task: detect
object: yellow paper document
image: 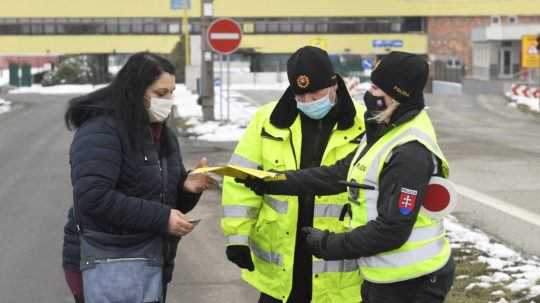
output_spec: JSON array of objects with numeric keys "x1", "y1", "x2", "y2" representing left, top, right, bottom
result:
[{"x1": 191, "y1": 165, "x2": 283, "y2": 180}]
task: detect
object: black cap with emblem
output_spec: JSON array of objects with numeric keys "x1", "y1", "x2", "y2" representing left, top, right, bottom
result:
[
  {"x1": 287, "y1": 46, "x2": 337, "y2": 94},
  {"x1": 370, "y1": 51, "x2": 429, "y2": 104}
]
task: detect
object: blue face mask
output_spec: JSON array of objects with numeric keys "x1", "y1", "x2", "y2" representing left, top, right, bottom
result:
[{"x1": 296, "y1": 93, "x2": 334, "y2": 120}]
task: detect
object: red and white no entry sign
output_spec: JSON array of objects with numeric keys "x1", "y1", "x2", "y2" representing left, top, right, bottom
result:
[{"x1": 207, "y1": 18, "x2": 242, "y2": 55}]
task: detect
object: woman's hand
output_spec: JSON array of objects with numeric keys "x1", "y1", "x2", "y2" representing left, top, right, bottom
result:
[
  {"x1": 167, "y1": 209, "x2": 194, "y2": 237},
  {"x1": 183, "y1": 157, "x2": 217, "y2": 193}
]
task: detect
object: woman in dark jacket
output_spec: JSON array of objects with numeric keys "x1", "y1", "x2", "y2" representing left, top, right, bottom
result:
[{"x1": 62, "y1": 52, "x2": 215, "y2": 303}]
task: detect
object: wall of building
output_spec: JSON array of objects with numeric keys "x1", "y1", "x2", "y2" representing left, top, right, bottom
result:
[
  {"x1": 428, "y1": 16, "x2": 540, "y2": 76},
  {"x1": 2, "y1": 0, "x2": 540, "y2": 18}
]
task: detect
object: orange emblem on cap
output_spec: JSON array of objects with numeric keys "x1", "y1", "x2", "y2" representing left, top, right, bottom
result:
[{"x1": 296, "y1": 75, "x2": 310, "y2": 89}]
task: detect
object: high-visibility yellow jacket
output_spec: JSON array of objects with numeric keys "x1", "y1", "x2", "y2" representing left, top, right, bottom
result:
[{"x1": 221, "y1": 99, "x2": 366, "y2": 303}]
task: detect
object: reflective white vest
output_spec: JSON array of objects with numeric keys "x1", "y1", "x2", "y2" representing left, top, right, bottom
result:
[{"x1": 347, "y1": 110, "x2": 451, "y2": 283}]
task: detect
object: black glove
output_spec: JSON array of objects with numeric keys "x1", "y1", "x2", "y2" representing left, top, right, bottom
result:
[
  {"x1": 226, "y1": 245, "x2": 255, "y2": 271},
  {"x1": 301, "y1": 227, "x2": 330, "y2": 259},
  {"x1": 235, "y1": 177, "x2": 267, "y2": 195},
  {"x1": 302, "y1": 227, "x2": 349, "y2": 260}
]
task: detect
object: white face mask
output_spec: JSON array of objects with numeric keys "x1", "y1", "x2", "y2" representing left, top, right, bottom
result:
[{"x1": 147, "y1": 97, "x2": 175, "y2": 123}]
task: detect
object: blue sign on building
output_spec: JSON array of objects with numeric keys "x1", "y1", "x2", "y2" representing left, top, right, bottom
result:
[
  {"x1": 362, "y1": 58, "x2": 374, "y2": 70},
  {"x1": 372, "y1": 40, "x2": 404, "y2": 48},
  {"x1": 171, "y1": 0, "x2": 191, "y2": 10}
]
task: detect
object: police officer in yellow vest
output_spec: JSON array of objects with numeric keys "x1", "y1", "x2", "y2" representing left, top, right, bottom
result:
[
  {"x1": 239, "y1": 52, "x2": 455, "y2": 303},
  {"x1": 221, "y1": 46, "x2": 366, "y2": 303}
]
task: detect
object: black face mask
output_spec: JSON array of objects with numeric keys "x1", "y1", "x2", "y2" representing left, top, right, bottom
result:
[{"x1": 363, "y1": 91, "x2": 387, "y2": 113}]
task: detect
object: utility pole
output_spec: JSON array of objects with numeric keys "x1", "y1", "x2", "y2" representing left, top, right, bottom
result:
[
  {"x1": 200, "y1": 0, "x2": 215, "y2": 121},
  {"x1": 536, "y1": 34, "x2": 540, "y2": 107}
]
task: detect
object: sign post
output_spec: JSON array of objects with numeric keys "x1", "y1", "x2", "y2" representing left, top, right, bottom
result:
[
  {"x1": 170, "y1": 0, "x2": 191, "y2": 65},
  {"x1": 522, "y1": 35, "x2": 540, "y2": 109},
  {"x1": 207, "y1": 18, "x2": 242, "y2": 121}
]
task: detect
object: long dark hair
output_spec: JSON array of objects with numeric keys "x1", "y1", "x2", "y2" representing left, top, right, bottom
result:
[{"x1": 64, "y1": 52, "x2": 175, "y2": 151}]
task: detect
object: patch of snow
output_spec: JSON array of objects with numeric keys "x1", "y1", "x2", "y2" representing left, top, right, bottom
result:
[
  {"x1": 173, "y1": 84, "x2": 258, "y2": 142},
  {"x1": 477, "y1": 272, "x2": 512, "y2": 284},
  {"x1": 491, "y1": 290, "x2": 505, "y2": 296},
  {"x1": 229, "y1": 83, "x2": 288, "y2": 91},
  {"x1": 0, "y1": 97, "x2": 12, "y2": 114},
  {"x1": 445, "y1": 216, "x2": 540, "y2": 300},
  {"x1": 466, "y1": 282, "x2": 491, "y2": 290},
  {"x1": 0, "y1": 69, "x2": 9, "y2": 86},
  {"x1": 9, "y1": 84, "x2": 107, "y2": 95},
  {"x1": 456, "y1": 275, "x2": 469, "y2": 280},
  {"x1": 515, "y1": 96, "x2": 540, "y2": 112}
]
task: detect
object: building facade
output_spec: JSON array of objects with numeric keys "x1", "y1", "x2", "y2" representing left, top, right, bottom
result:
[{"x1": 1, "y1": 0, "x2": 539, "y2": 81}]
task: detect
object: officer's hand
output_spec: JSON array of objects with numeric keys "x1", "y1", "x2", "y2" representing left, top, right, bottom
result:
[
  {"x1": 301, "y1": 227, "x2": 330, "y2": 259},
  {"x1": 235, "y1": 177, "x2": 267, "y2": 195},
  {"x1": 226, "y1": 245, "x2": 255, "y2": 271}
]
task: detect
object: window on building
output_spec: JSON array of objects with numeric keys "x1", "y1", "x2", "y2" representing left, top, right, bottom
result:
[
  {"x1": 364, "y1": 22, "x2": 377, "y2": 33},
  {"x1": 169, "y1": 22, "x2": 181, "y2": 34},
  {"x1": 243, "y1": 22, "x2": 255, "y2": 34},
  {"x1": 403, "y1": 17, "x2": 424, "y2": 32},
  {"x1": 44, "y1": 22, "x2": 55, "y2": 34},
  {"x1": 131, "y1": 19, "x2": 143, "y2": 33},
  {"x1": 30, "y1": 18, "x2": 43, "y2": 34},
  {"x1": 291, "y1": 22, "x2": 303, "y2": 33},
  {"x1": 267, "y1": 22, "x2": 279, "y2": 33},
  {"x1": 106, "y1": 19, "x2": 118, "y2": 34},
  {"x1": 95, "y1": 19, "x2": 106, "y2": 34},
  {"x1": 119, "y1": 19, "x2": 130, "y2": 34},
  {"x1": 255, "y1": 22, "x2": 267, "y2": 33},
  {"x1": 305, "y1": 23, "x2": 316, "y2": 33},
  {"x1": 279, "y1": 22, "x2": 292, "y2": 33},
  {"x1": 190, "y1": 22, "x2": 201, "y2": 34},
  {"x1": 143, "y1": 18, "x2": 155, "y2": 33},
  {"x1": 316, "y1": 23, "x2": 328, "y2": 33},
  {"x1": 157, "y1": 20, "x2": 168, "y2": 34},
  {"x1": 391, "y1": 22, "x2": 402, "y2": 33}
]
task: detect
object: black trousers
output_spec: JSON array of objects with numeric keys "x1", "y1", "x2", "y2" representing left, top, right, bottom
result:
[{"x1": 361, "y1": 257, "x2": 455, "y2": 303}]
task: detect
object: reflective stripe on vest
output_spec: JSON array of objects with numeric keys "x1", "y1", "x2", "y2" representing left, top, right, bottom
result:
[
  {"x1": 226, "y1": 235, "x2": 284, "y2": 267},
  {"x1": 264, "y1": 195, "x2": 288, "y2": 214},
  {"x1": 350, "y1": 127, "x2": 442, "y2": 221},
  {"x1": 346, "y1": 111, "x2": 450, "y2": 283},
  {"x1": 358, "y1": 238, "x2": 446, "y2": 268},
  {"x1": 249, "y1": 238, "x2": 283, "y2": 266},
  {"x1": 229, "y1": 153, "x2": 260, "y2": 169},
  {"x1": 223, "y1": 205, "x2": 259, "y2": 219},
  {"x1": 313, "y1": 203, "x2": 347, "y2": 218},
  {"x1": 313, "y1": 259, "x2": 359, "y2": 274},
  {"x1": 226, "y1": 235, "x2": 249, "y2": 245}
]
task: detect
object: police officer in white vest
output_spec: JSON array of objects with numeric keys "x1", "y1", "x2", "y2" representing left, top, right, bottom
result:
[{"x1": 239, "y1": 51, "x2": 455, "y2": 303}]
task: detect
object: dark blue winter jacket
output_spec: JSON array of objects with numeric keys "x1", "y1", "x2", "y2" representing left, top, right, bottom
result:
[{"x1": 62, "y1": 114, "x2": 200, "y2": 282}]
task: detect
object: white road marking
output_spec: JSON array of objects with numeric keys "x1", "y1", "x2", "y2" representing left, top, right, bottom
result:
[{"x1": 454, "y1": 183, "x2": 540, "y2": 228}]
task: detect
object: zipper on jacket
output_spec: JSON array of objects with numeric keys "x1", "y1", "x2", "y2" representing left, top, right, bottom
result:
[{"x1": 312, "y1": 120, "x2": 323, "y2": 167}]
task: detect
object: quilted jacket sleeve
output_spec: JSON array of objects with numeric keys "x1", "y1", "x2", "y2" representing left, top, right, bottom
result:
[{"x1": 70, "y1": 117, "x2": 171, "y2": 234}]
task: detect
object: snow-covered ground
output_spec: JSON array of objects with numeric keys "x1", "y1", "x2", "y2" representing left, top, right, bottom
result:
[
  {"x1": 0, "y1": 69, "x2": 9, "y2": 86},
  {"x1": 174, "y1": 84, "x2": 258, "y2": 142},
  {"x1": 9, "y1": 84, "x2": 107, "y2": 95},
  {"x1": 446, "y1": 216, "x2": 540, "y2": 301},
  {"x1": 0, "y1": 97, "x2": 12, "y2": 115},
  {"x1": 505, "y1": 92, "x2": 540, "y2": 113}
]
